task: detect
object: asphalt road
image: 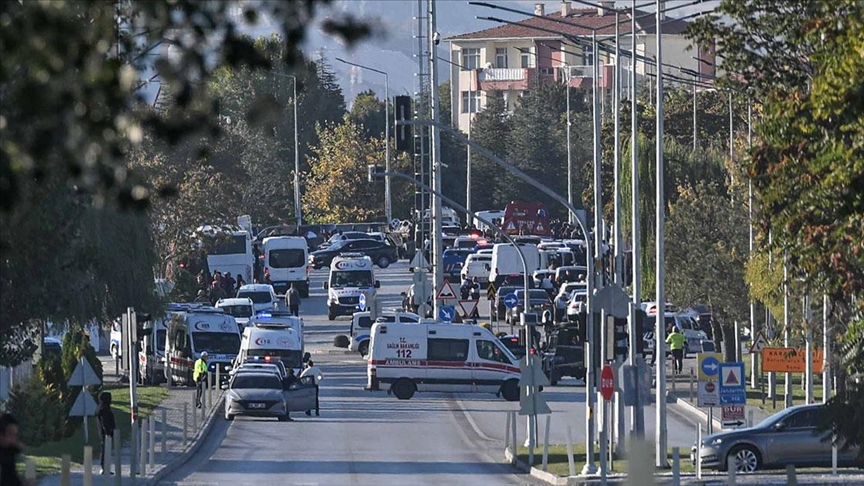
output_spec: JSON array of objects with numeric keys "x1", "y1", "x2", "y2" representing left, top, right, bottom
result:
[{"x1": 161, "y1": 262, "x2": 702, "y2": 485}]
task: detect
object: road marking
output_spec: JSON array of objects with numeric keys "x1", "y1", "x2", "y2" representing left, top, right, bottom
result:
[{"x1": 455, "y1": 397, "x2": 494, "y2": 442}]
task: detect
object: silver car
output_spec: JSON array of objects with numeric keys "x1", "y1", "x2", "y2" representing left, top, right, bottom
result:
[
  {"x1": 692, "y1": 404, "x2": 861, "y2": 472},
  {"x1": 224, "y1": 372, "x2": 288, "y2": 421}
]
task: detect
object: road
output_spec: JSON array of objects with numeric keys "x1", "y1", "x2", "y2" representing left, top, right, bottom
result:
[{"x1": 161, "y1": 261, "x2": 701, "y2": 485}]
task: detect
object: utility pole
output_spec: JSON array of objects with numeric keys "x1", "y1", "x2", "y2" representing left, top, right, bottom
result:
[
  {"x1": 566, "y1": 66, "x2": 574, "y2": 224},
  {"x1": 654, "y1": 0, "x2": 669, "y2": 467},
  {"x1": 613, "y1": 10, "x2": 622, "y2": 285},
  {"x1": 291, "y1": 76, "x2": 301, "y2": 226},
  {"x1": 428, "y1": 0, "x2": 444, "y2": 318},
  {"x1": 748, "y1": 102, "x2": 756, "y2": 388},
  {"x1": 784, "y1": 250, "x2": 792, "y2": 408},
  {"x1": 823, "y1": 294, "x2": 831, "y2": 403},
  {"x1": 466, "y1": 72, "x2": 473, "y2": 225}
]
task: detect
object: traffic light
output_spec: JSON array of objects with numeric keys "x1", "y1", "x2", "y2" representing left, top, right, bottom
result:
[{"x1": 394, "y1": 95, "x2": 412, "y2": 152}]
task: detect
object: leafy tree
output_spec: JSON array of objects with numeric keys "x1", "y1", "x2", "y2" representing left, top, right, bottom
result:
[
  {"x1": 348, "y1": 89, "x2": 387, "y2": 140},
  {"x1": 465, "y1": 91, "x2": 511, "y2": 213}
]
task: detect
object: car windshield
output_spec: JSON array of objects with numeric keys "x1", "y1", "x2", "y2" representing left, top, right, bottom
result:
[
  {"x1": 238, "y1": 291, "x2": 272, "y2": 304},
  {"x1": 191, "y1": 332, "x2": 240, "y2": 355},
  {"x1": 331, "y1": 270, "x2": 373, "y2": 288},
  {"x1": 246, "y1": 349, "x2": 303, "y2": 369},
  {"x1": 220, "y1": 305, "x2": 252, "y2": 318},
  {"x1": 269, "y1": 249, "x2": 305, "y2": 268},
  {"x1": 230, "y1": 374, "x2": 281, "y2": 390}
]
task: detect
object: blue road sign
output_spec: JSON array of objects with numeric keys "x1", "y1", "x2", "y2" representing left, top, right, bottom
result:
[
  {"x1": 719, "y1": 362, "x2": 746, "y2": 405},
  {"x1": 503, "y1": 293, "x2": 519, "y2": 309},
  {"x1": 439, "y1": 306, "x2": 455, "y2": 322},
  {"x1": 358, "y1": 294, "x2": 367, "y2": 311},
  {"x1": 701, "y1": 356, "x2": 720, "y2": 378}
]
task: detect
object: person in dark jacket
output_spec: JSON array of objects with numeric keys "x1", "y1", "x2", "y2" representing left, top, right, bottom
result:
[
  {"x1": 0, "y1": 413, "x2": 27, "y2": 486},
  {"x1": 96, "y1": 392, "x2": 116, "y2": 475}
]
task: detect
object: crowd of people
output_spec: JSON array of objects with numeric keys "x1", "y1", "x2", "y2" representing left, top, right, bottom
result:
[{"x1": 194, "y1": 269, "x2": 246, "y2": 305}]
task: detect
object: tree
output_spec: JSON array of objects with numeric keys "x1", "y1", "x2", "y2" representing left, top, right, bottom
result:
[
  {"x1": 348, "y1": 90, "x2": 387, "y2": 140},
  {"x1": 466, "y1": 91, "x2": 511, "y2": 213},
  {"x1": 666, "y1": 184, "x2": 750, "y2": 360}
]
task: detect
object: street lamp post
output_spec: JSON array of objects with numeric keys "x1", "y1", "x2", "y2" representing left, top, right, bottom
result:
[
  {"x1": 336, "y1": 58, "x2": 392, "y2": 223},
  {"x1": 270, "y1": 72, "x2": 302, "y2": 226}
]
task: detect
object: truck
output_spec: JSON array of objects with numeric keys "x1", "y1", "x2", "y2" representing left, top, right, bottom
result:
[
  {"x1": 502, "y1": 201, "x2": 551, "y2": 237},
  {"x1": 262, "y1": 236, "x2": 310, "y2": 297}
]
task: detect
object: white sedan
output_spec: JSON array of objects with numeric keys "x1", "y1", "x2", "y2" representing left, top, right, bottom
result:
[{"x1": 566, "y1": 290, "x2": 588, "y2": 322}]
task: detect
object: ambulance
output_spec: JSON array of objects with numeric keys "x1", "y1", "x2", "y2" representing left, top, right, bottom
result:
[
  {"x1": 237, "y1": 318, "x2": 306, "y2": 374},
  {"x1": 138, "y1": 315, "x2": 169, "y2": 385},
  {"x1": 366, "y1": 321, "x2": 521, "y2": 401},
  {"x1": 323, "y1": 253, "x2": 380, "y2": 321},
  {"x1": 165, "y1": 306, "x2": 241, "y2": 386},
  {"x1": 246, "y1": 310, "x2": 305, "y2": 354}
]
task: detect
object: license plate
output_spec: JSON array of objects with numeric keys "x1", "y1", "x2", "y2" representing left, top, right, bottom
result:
[{"x1": 248, "y1": 403, "x2": 266, "y2": 409}]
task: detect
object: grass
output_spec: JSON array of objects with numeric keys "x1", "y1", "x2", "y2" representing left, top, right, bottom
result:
[
  {"x1": 515, "y1": 444, "x2": 695, "y2": 477},
  {"x1": 21, "y1": 385, "x2": 168, "y2": 477}
]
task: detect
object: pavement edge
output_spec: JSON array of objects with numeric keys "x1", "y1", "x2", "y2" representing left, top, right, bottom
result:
[{"x1": 670, "y1": 392, "x2": 724, "y2": 432}]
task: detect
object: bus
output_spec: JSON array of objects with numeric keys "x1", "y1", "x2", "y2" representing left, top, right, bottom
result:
[{"x1": 205, "y1": 230, "x2": 254, "y2": 285}]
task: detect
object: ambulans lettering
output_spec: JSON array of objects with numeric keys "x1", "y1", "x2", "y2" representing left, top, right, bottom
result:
[{"x1": 385, "y1": 359, "x2": 420, "y2": 366}]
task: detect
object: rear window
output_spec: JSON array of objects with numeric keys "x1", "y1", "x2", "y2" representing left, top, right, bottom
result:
[
  {"x1": 269, "y1": 249, "x2": 305, "y2": 268},
  {"x1": 231, "y1": 374, "x2": 281, "y2": 390},
  {"x1": 238, "y1": 291, "x2": 272, "y2": 304}
]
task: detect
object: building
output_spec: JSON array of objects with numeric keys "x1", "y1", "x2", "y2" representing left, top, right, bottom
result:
[{"x1": 446, "y1": 1, "x2": 715, "y2": 133}]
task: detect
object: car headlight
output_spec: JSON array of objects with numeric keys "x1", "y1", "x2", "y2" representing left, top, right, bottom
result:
[{"x1": 709, "y1": 438, "x2": 723, "y2": 446}]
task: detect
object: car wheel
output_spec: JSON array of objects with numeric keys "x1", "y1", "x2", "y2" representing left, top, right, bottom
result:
[
  {"x1": 358, "y1": 341, "x2": 369, "y2": 358},
  {"x1": 501, "y1": 379, "x2": 520, "y2": 402},
  {"x1": 225, "y1": 414, "x2": 234, "y2": 421},
  {"x1": 392, "y1": 378, "x2": 416, "y2": 400},
  {"x1": 377, "y1": 256, "x2": 390, "y2": 268},
  {"x1": 727, "y1": 445, "x2": 761, "y2": 473}
]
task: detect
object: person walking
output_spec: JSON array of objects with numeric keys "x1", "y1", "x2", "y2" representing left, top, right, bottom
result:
[
  {"x1": 263, "y1": 268, "x2": 273, "y2": 285},
  {"x1": 235, "y1": 275, "x2": 246, "y2": 294},
  {"x1": 96, "y1": 392, "x2": 116, "y2": 475},
  {"x1": 666, "y1": 327, "x2": 686, "y2": 374},
  {"x1": 285, "y1": 283, "x2": 301, "y2": 317},
  {"x1": 300, "y1": 360, "x2": 323, "y2": 417},
  {"x1": 193, "y1": 352, "x2": 209, "y2": 408},
  {"x1": 0, "y1": 413, "x2": 28, "y2": 486}
]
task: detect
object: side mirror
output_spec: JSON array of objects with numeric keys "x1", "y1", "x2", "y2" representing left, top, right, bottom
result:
[
  {"x1": 220, "y1": 384, "x2": 228, "y2": 390},
  {"x1": 303, "y1": 352, "x2": 311, "y2": 363},
  {"x1": 374, "y1": 280, "x2": 381, "y2": 289},
  {"x1": 774, "y1": 422, "x2": 787, "y2": 432},
  {"x1": 322, "y1": 282, "x2": 329, "y2": 290}
]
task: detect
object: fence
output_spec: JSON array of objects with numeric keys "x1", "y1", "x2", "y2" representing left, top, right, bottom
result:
[{"x1": 0, "y1": 360, "x2": 34, "y2": 402}]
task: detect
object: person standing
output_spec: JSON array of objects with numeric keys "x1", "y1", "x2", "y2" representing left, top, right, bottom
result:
[
  {"x1": 234, "y1": 274, "x2": 246, "y2": 294},
  {"x1": 666, "y1": 327, "x2": 686, "y2": 374},
  {"x1": 0, "y1": 414, "x2": 28, "y2": 486},
  {"x1": 96, "y1": 392, "x2": 116, "y2": 475},
  {"x1": 285, "y1": 283, "x2": 301, "y2": 317},
  {"x1": 193, "y1": 352, "x2": 209, "y2": 408},
  {"x1": 300, "y1": 360, "x2": 323, "y2": 417}
]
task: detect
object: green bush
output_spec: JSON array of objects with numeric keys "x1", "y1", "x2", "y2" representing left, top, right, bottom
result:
[{"x1": 6, "y1": 377, "x2": 65, "y2": 446}]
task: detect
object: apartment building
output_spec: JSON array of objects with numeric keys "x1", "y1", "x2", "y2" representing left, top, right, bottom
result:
[{"x1": 446, "y1": 1, "x2": 715, "y2": 133}]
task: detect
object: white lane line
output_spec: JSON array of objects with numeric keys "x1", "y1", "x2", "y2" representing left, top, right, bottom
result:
[{"x1": 455, "y1": 397, "x2": 495, "y2": 442}]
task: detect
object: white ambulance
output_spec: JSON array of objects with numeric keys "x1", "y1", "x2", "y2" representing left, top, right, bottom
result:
[
  {"x1": 367, "y1": 321, "x2": 521, "y2": 401},
  {"x1": 323, "y1": 253, "x2": 379, "y2": 321},
  {"x1": 165, "y1": 306, "x2": 241, "y2": 386},
  {"x1": 237, "y1": 319, "x2": 306, "y2": 374}
]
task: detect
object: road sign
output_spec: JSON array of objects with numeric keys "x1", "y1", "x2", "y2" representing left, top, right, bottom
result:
[
  {"x1": 721, "y1": 405, "x2": 746, "y2": 428},
  {"x1": 600, "y1": 365, "x2": 615, "y2": 401},
  {"x1": 68, "y1": 389, "x2": 98, "y2": 417},
  {"x1": 518, "y1": 355, "x2": 551, "y2": 388},
  {"x1": 697, "y1": 380, "x2": 719, "y2": 407},
  {"x1": 409, "y1": 252, "x2": 430, "y2": 270},
  {"x1": 486, "y1": 283, "x2": 497, "y2": 301},
  {"x1": 68, "y1": 359, "x2": 101, "y2": 387},
  {"x1": 358, "y1": 293, "x2": 367, "y2": 312},
  {"x1": 698, "y1": 353, "x2": 723, "y2": 381},
  {"x1": 435, "y1": 279, "x2": 458, "y2": 300},
  {"x1": 503, "y1": 293, "x2": 519, "y2": 309},
  {"x1": 748, "y1": 332, "x2": 768, "y2": 354},
  {"x1": 518, "y1": 356, "x2": 551, "y2": 416},
  {"x1": 719, "y1": 362, "x2": 746, "y2": 405},
  {"x1": 458, "y1": 299, "x2": 478, "y2": 317},
  {"x1": 761, "y1": 347, "x2": 824, "y2": 373},
  {"x1": 621, "y1": 362, "x2": 652, "y2": 406},
  {"x1": 438, "y1": 306, "x2": 455, "y2": 322}
]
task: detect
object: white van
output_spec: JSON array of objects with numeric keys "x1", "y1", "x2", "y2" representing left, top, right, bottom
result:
[
  {"x1": 323, "y1": 253, "x2": 379, "y2": 321},
  {"x1": 215, "y1": 297, "x2": 254, "y2": 330},
  {"x1": 237, "y1": 319, "x2": 306, "y2": 374},
  {"x1": 247, "y1": 310, "x2": 304, "y2": 351},
  {"x1": 489, "y1": 243, "x2": 540, "y2": 288},
  {"x1": 237, "y1": 284, "x2": 279, "y2": 314},
  {"x1": 263, "y1": 236, "x2": 310, "y2": 297},
  {"x1": 473, "y1": 210, "x2": 505, "y2": 230},
  {"x1": 460, "y1": 253, "x2": 492, "y2": 286},
  {"x1": 349, "y1": 310, "x2": 420, "y2": 357},
  {"x1": 165, "y1": 307, "x2": 242, "y2": 386},
  {"x1": 138, "y1": 316, "x2": 169, "y2": 385},
  {"x1": 367, "y1": 321, "x2": 521, "y2": 401}
]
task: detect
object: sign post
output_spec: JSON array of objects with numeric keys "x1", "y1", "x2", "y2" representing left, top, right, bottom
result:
[
  {"x1": 719, "y1": 362, "x2": 746, "y2": 406},
  {"x1": 697, "y1": 353, "x2": 723, "y2": 433},
  {"x1": 68, "y1": 357, "x2": 102, "y2": 445}
]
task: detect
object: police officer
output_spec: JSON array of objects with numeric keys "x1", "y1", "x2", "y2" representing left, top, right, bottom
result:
[
  {"x1": 665, "y1": 327, "x2": 686, "y2": 374},
  {"x1": 194, "y1": 351, "x2": 209, "y2": 408}
]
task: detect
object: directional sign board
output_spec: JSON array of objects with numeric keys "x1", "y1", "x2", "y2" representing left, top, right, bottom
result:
[
  {"x1": 358, "y1": 293, "x2": 367, "y2": 312},
  {"x1": 722, "y1": 404, "x2": 746, "y2": 429},
  {"x1": 761, "y1": 347, "x2": 824, "y2": 373},
  {"x1": 748, "y1": 331, "x2": 767, "y2": 354},
  {"x1": 719, "y1": 362, "x2": 746, "y2": 405},
  {"x1": 438, "y1": 305, "x2": 455, "y2": 322},
  {"x1": 435, "y1": 279, "x2": 458, "y2": 300},
  {"x1": 698, "y1": 353, "x2": 723, "y2": 382},
  {"x1": 503, "y1": 293, "x2": 519, "y2": 309},
  {"x1": 697, "y1": 380, "x2": 720, "y2": 407}
]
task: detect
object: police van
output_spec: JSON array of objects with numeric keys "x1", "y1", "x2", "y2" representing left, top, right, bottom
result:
[
  {"x1": 237, "y1": 317, "x2": 306, "y2": 374},
  {"x1": 367, "y1": 321, "x2": 521, "y2": 401},
  {"x1": 165, "y1": 305, "x2": 242, "y2": 386},
  {"x1": 323, "y1": 253, "x2": 379, "y2": 321}
]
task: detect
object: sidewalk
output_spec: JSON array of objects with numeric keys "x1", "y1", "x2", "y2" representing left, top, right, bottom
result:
[{"x1": 36, "y1": 385, "x2": 223, "y2": 486}]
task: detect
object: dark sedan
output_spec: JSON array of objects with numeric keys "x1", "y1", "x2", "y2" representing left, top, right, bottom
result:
[
  {"x1": 309, "y1": 239, "x2": 398, "y2": 269},
  {"x1": 505, "y1": 289, "x2": 554, "y2": 326}
]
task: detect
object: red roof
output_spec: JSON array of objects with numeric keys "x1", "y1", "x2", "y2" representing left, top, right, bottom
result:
[{"x1": 448, "y1": 8, "x2": 690, "y2": 41}]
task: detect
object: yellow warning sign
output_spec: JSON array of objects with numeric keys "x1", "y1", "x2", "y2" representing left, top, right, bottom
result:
[
  {"x1": 761, "y1": 347, "x2": 824, "y2": 373},
  {"x1": 486, "y1": 283, "x2": 497, "y2": 301}
]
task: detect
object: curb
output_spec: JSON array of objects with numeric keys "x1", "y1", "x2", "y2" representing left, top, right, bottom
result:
[
  {"x1": 504, "y1": 446, "x2": 568, "y2": 485},
  {"x1": 671, "y1": 393, "x2": 723, "y2": 432},
  {"x1": 146, "y1": 392, "x2": 224, "y2": 485}
]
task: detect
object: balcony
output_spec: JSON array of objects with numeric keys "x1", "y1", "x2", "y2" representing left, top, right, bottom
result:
[
  {"x1": 477, "y1": 68, "x2": 535, "y2": 91},
  {"x1": 558, "y1": 65, "x2": 613, "y2": 89}
]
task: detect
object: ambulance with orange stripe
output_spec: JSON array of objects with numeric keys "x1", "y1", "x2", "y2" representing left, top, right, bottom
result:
[
  {"x1": 366, "y1": 321, "x2": 521, "y2": 401},
  {"x1": 165, "y1": 306, "x2": 242, "y2": 386}
]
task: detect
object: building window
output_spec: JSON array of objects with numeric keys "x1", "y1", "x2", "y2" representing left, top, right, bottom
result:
[
  {"x1": 495, "y1": 48, "x2": 508, "y2": 68},
  {"x1": 461, "y1": 91, "x2": 481, "y2": 114},
  {"x1": 521, "y1": 51, "x2": 531, "y2": 68},
  {"x1": 461, "y1": 48, "x2": 480, "y2": 70},
  {"x1": 583, "y1": 45, "x2": 594, "y2": 66}
]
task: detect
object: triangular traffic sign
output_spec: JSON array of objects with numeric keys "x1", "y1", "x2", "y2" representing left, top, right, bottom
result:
[
  {"x1": 749, "y1": 332, "x2": 767, "y2": 354},
  {"x1": 409, "y1": 252, "x2": 430, "y2": 269},
  {"x1": 458, "y1": 299, "x2": 478, "y2": 317},
  {"x1": 505, "y1": 221, "x2": 516, "y2": 231},
  {"x1": 68, "y1": 359, "x2": 102, "y2": 387},
  {"x1": 435, "y1": 279, "x2": 458, "y2": 300},
  {"x1": 68, "y1": 389, "x2": 98, "y2": 417},
  {"x1": 519, "y1": 388, "x2": 551, "y2": 415},
  {"x1": 725, "y1": 369, "x2": 739, "y2": 385}
]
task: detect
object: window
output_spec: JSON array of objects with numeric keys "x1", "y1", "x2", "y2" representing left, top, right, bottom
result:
[
  {"x1": 401, "y1": 315, "x2": 419, "y2": 323},
  {"x1": 495, "y1": 48, "x2": 508, "y2": 68},
  {"x1": 269, "y1": 249, "x2": 305, "y2": 268},
  {"x1": 476, "y1": 340, "x2": 511, "y2": 364},
  {"x1": 428, "y1": 338, "x2": 469, "y2": 361},
  {"x1": 208, "y1": 235, "x2": 247, "y2": 255},
  {"x1": 461, "y1": 48, "x2": 480, "y2": 70},
  {"x1": 583, "y1": 45, "x2": 594, "y2": 67},
  {"x1": 461, "y1": 91, "x2": 480, "y2": 114},
  {"x1": 238, "y1": 291, "x2": 272, "y2": 304},
  {"x1": 520, "y1": 51, "x2": 530, "y2": 68},
  {"x1": 785, "y1": 409, "x2": 819, "y2": 429}
]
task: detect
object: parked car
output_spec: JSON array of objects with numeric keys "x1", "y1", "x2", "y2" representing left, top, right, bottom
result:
[
  {"x1": 491, "y1": 285, "x2": 520, "y2": 322},
  {"x1": 692, "y1": 404, "x2": 862, "y2": 472},
  {"x1": 541, "y1": 325, "x2": 585, "y2": 384},
  {"x1": 316, "y1": 231, "x2": 374, "y2": 251},
  {"x1": 498, "y1": 334, "x2": 526, "y2": 360},
  {"x1": 309, "y1": 239, "x2": 398, "y2": 269},
  {"x1": 505, "y1": 289, "x2": 553, "y2": 326},
  {"x1": 554, "y1": 282, "x2": 586, "y2": 321}
]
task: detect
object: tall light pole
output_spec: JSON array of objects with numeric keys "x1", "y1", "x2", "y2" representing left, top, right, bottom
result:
[
  {"x1": 428, "y1": 0, "x2": 444, "y2": 317},
  {"x1": 336, "y1": 58, "x2": 392, "y2": 223},
  {"x1": 613, "y1": 10, "x2": 622, "y2": 285}
]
